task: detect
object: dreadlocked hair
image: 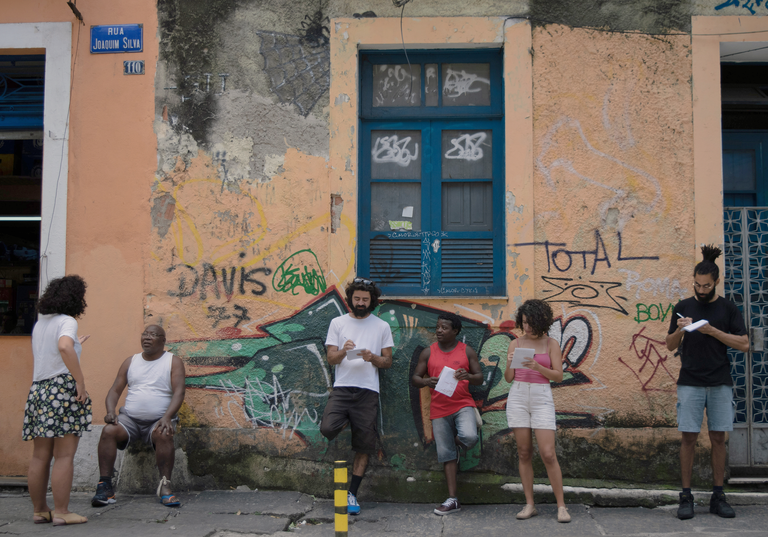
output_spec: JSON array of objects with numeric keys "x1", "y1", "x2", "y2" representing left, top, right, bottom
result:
[{"x1": 694, "y1": 244, "x2": 722, "y2": 281}]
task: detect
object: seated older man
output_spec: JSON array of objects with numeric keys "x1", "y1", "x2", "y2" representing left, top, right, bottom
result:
[{"x1": 91, "y1": 325, "x2": 186, "y2": 507}]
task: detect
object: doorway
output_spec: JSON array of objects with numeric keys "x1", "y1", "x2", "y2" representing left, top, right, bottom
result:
[{"x1": 722, "y1": 55, "x2": 768, "y2": 474}]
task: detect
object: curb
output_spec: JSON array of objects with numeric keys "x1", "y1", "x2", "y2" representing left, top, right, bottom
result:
[{"x1": 500, "y1": 483, "x2": 768, "y2": 507}]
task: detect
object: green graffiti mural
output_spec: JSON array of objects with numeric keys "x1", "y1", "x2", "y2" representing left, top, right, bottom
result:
[
  {"x1": 272, "y1": 249, "x2": 327, "y2": 296},
  {"x1": 172, "y1": 288, "x2": 597, "y2": 472}
]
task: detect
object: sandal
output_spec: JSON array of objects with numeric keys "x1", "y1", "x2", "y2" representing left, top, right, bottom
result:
[
  {"x1": 33, "y1": 511, "x2": 52, "y2": 524},
  {"x1": 52, "y1": 512, "x2": 87, "y2": 526},
  {"x1": 157, "y1": 476, "x2": 181, "y2": 507},
  {"x1": 161, "y1": 494, "x2": 181, "y2": 507}
]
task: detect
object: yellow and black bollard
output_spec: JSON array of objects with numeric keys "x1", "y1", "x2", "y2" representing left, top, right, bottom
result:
[{"x1": 334, "y1": 460, "x2": 348, "y2": 536}]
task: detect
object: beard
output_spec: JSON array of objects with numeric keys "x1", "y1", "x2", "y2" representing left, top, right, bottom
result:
[
  {"x1": 695, "y1": 288, "x2": 716, "y2": 303},
  {"x1": 352, "y1": 304, "x2": 371, "y2": 318}
]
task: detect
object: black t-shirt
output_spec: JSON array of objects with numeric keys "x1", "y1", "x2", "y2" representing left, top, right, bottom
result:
[{"x1": 668, "y1": 296, "x2": 747, "y2": 387}]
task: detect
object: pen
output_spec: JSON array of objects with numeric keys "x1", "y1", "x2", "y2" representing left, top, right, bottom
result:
[{"x1": 677, "y1": 313, "x2": 684, "y2": 319}]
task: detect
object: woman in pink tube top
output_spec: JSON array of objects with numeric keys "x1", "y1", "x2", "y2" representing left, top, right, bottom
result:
[{"x1": 504, "y1": 299, "x2": 570, "y2": 523}]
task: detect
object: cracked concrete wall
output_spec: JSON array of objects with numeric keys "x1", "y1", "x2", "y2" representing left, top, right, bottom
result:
[
  {"x1": 135, "y1": 0, "x2": 765, "y2": 495},
  {"x1": 3, "y1": 0, "x2": 759, "y2": 495}
]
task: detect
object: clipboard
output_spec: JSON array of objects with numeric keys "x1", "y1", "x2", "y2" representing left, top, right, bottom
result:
[{"x1": 508, "y1": 347, "x2": 535, "y2": 369}]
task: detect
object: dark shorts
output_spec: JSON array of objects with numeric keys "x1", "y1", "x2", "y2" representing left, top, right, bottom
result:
[
  {"x1": 116, "y1": 407, "x2": 177, "y2": 450},
  {"x1": 319, "y1": 387, "x2": 379, "y2": 454},
  {"x1": 22, "y1": 373, "x2": 93, "y2": 440}
]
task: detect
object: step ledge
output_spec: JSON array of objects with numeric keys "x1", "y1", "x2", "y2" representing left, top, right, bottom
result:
[
  {"x1": 0, "y1": 477, "x2": 28, "y2": 487},
  {"x1": 729, "y1": 477, "x2": 768, "y2": 484},
  {"x1": 501, "y1": 483, "x2": 768, "y2": 504}
]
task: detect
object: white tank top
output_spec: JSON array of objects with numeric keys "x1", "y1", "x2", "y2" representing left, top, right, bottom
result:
[{"x1": 123, "y1": 351, "x2": 174, "y2": 421}]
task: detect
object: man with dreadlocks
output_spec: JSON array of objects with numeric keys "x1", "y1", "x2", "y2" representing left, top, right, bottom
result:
[
  {"x1": 320, "y1": 278, "x2": 394, "y2": 515},
  {"x1": 666, "y1": 245, "x2": 748, "y2": 520}
]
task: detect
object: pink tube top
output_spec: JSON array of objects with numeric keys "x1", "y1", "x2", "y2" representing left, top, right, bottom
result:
[{"x1": 515, "y1": 353, "x2": 551, "y2": 384}]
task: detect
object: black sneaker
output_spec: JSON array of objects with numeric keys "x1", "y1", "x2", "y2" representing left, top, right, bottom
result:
[
  {"x1": 91, "y1": 480, "x2": 116, "y2": 507},
  {"x1": 434, "y1": 497, "x2": 461, "y2": 515},
  {"x1": 709, "y1": 491, "x2": 735, "y2": 518},
  {"x1": 677, "y1": 492, "x2": 694, "y2": 520}
]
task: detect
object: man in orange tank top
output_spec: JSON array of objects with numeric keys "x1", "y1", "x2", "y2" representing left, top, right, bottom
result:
[
  {"x1": 411, "y1": 312, "x2": 482, "y2": 515},
  {"x1": 90, "y1": 325, "x2": 186, "y2": 508}
]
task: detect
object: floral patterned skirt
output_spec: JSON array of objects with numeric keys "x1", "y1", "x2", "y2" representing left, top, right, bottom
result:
[{"x1": 22, "y1": 373, "x2": 93, "y2": 440}]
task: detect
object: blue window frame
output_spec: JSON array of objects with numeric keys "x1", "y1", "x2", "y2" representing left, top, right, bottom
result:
[
  {"x1": 723, "y1": 131, "x2": 768, "y2": 207},
  {"x1": 358, "y1": 49, "x2": 505, "y2": 297},
  {"x1": 0, "y1": 56, "x2": 45, "y2": 131}
]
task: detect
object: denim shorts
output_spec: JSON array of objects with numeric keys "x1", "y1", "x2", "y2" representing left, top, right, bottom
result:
[
  {"x1": 676, "y1": 385, "x2": 734, "y2": 433},
  {"x1": 506, "y1": 381, "x2": 556, "y2": 430},
  {"x1": 431, "y1": 406, "x2": 478, "y2": 463}
]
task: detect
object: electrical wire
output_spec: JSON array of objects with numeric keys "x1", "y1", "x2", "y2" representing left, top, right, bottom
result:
[
  {"x1": 720, "y1": 44, "x2": 768, "y2": 59},
  {"x1": 400, "y1": 3, "x2": 414, "y2": 103},
  {"x1": 41, "y1": 21, "x2": 81, "y2": 286},
  {"x1": 509, "y1": 14, "x2": 768, "y2": 38}
]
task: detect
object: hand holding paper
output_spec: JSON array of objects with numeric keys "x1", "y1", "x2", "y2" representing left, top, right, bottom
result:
[
  {"x1": 346, "y1": 348, "x2": 368, "y2": 360},
  {"x1": 508, "y1": 348, "x2": 535, "y2": 369},
  {"x1": 683, "y1": 319, "x2": 709, "y2": 333},
  {"x1": 435, "y1": 366, "x2": 458, "y2": 397}
]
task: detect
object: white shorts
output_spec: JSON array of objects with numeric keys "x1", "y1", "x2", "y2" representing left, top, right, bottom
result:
[{"x1": 506, "y1": 381, "x2": 556, "y2": 430}]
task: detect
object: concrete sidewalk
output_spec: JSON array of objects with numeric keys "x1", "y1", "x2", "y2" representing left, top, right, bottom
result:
[{"x1": 1, "y1": 488, "x2": 768, "y2": 536}]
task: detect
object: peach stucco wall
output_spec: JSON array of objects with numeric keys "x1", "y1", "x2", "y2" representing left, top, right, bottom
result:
[
  {"x1": 531, "y1": 24, "x2": 694, "y2": 423},
  {"x1": 2, "y1": 3, "x2": 761, "y2": 485},
  {"x1": 0, "y1": 1, "x2": 156, "y2": 475}
]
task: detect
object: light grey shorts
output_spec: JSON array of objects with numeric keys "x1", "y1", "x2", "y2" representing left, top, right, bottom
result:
[
  {"x1": 116, "y1": 407, "x2": 177, "y2": 450},
  {"x1": 506, "y1": 381, "x2": 556, "y2": 430}
]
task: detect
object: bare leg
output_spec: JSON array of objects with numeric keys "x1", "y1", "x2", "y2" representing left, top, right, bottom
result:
[
  {"x1": 709, "y1": 431, "x2": 726, "y2": 488},
  {"x1": 680, "y1": 432, "x2": 698, "y2": 489},
  {"x1": 534, "y1": 429, "x2": 565, "y2": 507},
  {"x1": 352, "y1": 452, "x2": 369, "y2": 477},
  {"x1": 51, "y1": 435, "x2": 81, "y2": 516},
  {"x1": 98, "y1": 424, "x2": 129, "y2": 477},
  {"x1": 152, "y1": 428, "x2": 176, "y2": 497},
  {"x1": 444, "y1": 460, "x2": 458, "y2": 498},
  {"x1": 514, "y1": 428, "x2": 535, "y2": 506},
  {"x1": 29, "y1": 438, "x2": 54, "y2": 515}
]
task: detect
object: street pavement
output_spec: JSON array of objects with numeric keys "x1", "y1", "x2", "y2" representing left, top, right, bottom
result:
[{"x1": 1, "y1": 489, "x2": 767, "y2": 536}]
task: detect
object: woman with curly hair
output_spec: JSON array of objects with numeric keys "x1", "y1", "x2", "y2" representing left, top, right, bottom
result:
[
  {"x1": 23, "y1": 275, "x2": 92, "y2": 526},
  {"x1": 504, "y1": 299, "x2": 569, "y2": 523}
]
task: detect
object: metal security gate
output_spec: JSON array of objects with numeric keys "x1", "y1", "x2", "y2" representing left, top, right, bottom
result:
[{"x1": 724, "y1": 208, "x2": 768, "y2": 471}]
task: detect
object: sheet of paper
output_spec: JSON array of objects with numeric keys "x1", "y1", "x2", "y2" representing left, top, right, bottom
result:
[
  {"x1": 346, "y1": 348, "x2": 368, "y2": 361},
  {"x1": 402, "y1": 206, "x2": 414, "y2": 218},
  {"x1": 388, "y1": 220, "x2": 413, "y2": 230},
  {"x1": 683, "y1": 319, "x2": 709, "y2": 332},
  {"x1": 509, "y1": 347, "x2": 536, "y2": 369},
  {"x1": 434, "y1": 366, "x2": 458, "y2": 397}
]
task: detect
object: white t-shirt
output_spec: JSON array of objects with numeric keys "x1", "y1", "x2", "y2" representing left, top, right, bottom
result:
[
  {"x1": 32, "y1": 314, "x2": 81, "y2": 382},
  {"x1": 325, "y1": 313, "x2": 394, "y2": 393}
]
